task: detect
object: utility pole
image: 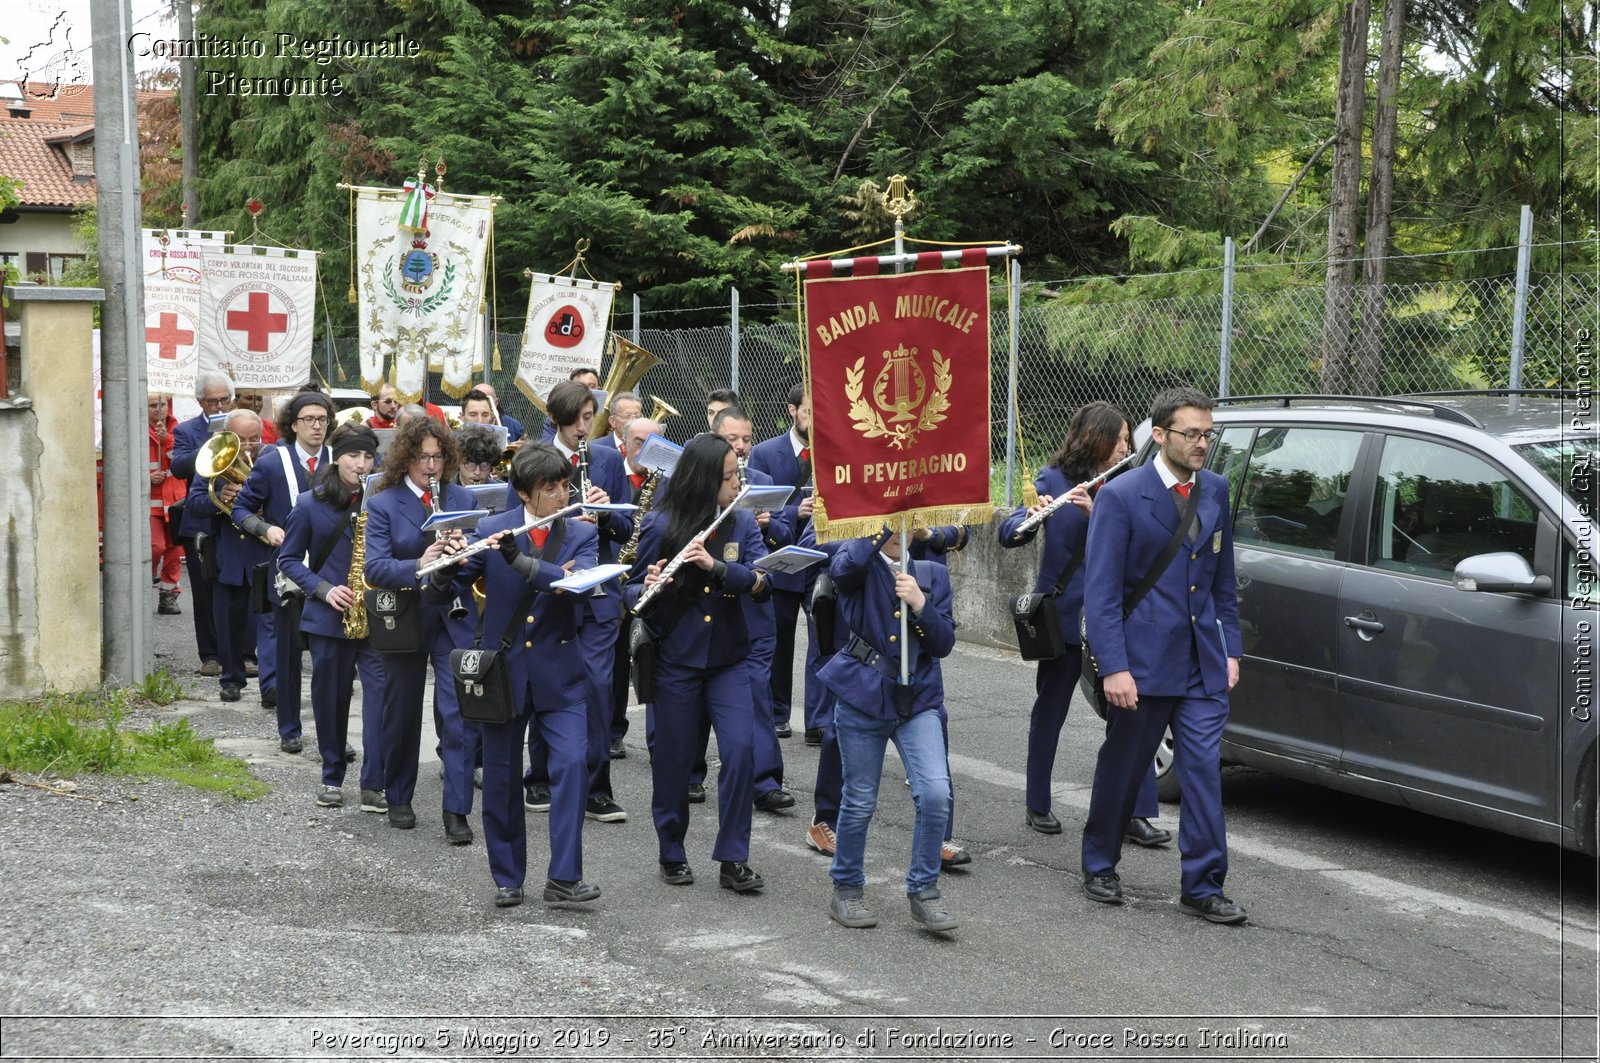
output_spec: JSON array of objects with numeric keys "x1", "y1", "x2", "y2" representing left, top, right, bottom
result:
[
  {"x1": 176, "y1": 0, "x2": 199, "y2": 225},
  {"x1": 92, "y1": 0, "x2": 152, "y2": 685}
]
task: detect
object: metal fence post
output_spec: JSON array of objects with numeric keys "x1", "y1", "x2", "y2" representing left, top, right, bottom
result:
[
  {"x1": 632, "y1": 293, "x2": 641, "y2": 344},
  {"x1": 730, "y1": 286, "x2": 741, "y2": 393},
  {"x1": 1005, "y1": 258, "x2": 1021, "y2": 507},
  {"x1": 1509, "y1": 204, "x2": 1533, "y2": 400},
  {"x1": 1219, "y1": 236, "x2": 1235, "y2": 399}
]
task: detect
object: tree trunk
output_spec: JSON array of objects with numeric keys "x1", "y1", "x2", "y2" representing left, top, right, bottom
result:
[
  {"x1": 1354, "y1": 0, "x2": 1404, "y2": 397},
  {"x1": 1320, "y1": 0, "x2": 1370, "y2": 394}
]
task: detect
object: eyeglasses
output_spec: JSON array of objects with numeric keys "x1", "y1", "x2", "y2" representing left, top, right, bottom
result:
[
  {"x1": 462, "y1": 461, "x2": 492, "y2": 471},
  {"x1": 1162, "y1": 427, "x2": 1218, "y2": 444},
  {"x1": 414, "y1": 453, "x2": 445, "y2": 465},
  {"x1": 198, "y1": 397, "x2": 230, "y2": 409},
  {"x1": 296, "y1": 415, "x2": 330, "y2": 427}
]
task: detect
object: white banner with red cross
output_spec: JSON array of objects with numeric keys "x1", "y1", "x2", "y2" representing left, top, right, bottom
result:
[
  {"x1": 142, "y1": 229, "x2": 228, "y2": 396},
  {"x1": 197, "y1": 245, "x2": 319, "y2": 389}
]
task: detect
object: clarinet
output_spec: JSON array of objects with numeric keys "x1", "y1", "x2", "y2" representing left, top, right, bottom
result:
[
  {"x1": 429, "y1": 474, "x2": 470, "y2": 619},
  {"x1": 1010, "y1": 451, "x2": 1139, "y2": 540},
  {"x1": 576, "y1": 439, "x2": 592, "y2": 504},
  {"x1": 737, "y1": 455, "x2": 748, "y2": 489}
]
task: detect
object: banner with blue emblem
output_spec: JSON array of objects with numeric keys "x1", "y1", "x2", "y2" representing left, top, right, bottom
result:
[{"x1": 353, "y1": 184, "x2": 496, "y2": 402}]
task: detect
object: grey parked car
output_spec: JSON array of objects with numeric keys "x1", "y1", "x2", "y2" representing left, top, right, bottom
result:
[{"x1": 1088, "y1": 392, "x2": 1598, "y2": 854}]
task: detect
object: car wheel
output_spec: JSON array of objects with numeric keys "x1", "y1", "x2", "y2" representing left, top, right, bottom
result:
[{"x1": 1154, "y1": 727, "x2": 1181, "y2": 802}]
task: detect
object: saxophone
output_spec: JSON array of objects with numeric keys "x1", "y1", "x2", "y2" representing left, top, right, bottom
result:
[
  {"x1": 343, "y1": 511, "x2": 369, "y2": 640},
  {"x1": 618, "y1": 468, "x2": 659, "y2": 566}
]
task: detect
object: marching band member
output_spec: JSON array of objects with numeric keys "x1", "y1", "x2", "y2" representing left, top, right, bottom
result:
[
  {"x1": 820, "y1": 527, "x2": 958, "y2": 933},
  {"x1": 170, "y1": 370, "x2": 236, "y2": 677},
  {"x1": 627, "y1": 434, "x2": 771, "y2": 892},
  {"x1": 797, "y1": 522, "x2": 848, "y2": 858},
  {"x1": 277, "y1": 425, "x2": 388, "y2": 811},
  {"x1": 592, "y1": 391, "x2": 641, "y2": 458},
  {"x1": 710, "y1": 406, "x2": 795, "y2": 812},
  {"x1": 436, "y1": 444, "x2": 601, "y2": 908},
  {"x1": 608, "y1": 415, "x2": 662, "y2": 757},
  {"x1": 456, "y1": 426, "x2": 503, "y2": 487},
  {"x1": 196, "y1": 409, "x2": 264, "y2": 703},
  {"x1": 538, "y1": 367, "x2": 600, "y2": 442},
  {"x1": 703, "y1": 388, "x2": 739, "y2": 428},
  {"x1": 908, "y1": 523, "x2": 975, "y2": 868},
  {"x1": 747, "y1": 383, "x2": 816, "y2": 741},
  {"x1": 997, "y1": 401, "x2": 1170, "y2": 847},
  {"x1": 519, "y1": 381, "x2": 632, "y2": 824},
  {"x1": 232, "y1": 391, "x2": 333, "y2": 751},
  {"x1": 363, "y1": 417, "x2": 479, "y2": 843},
  {"x1": 474, "y1": 382, "x2": 524, "y2": 443}
]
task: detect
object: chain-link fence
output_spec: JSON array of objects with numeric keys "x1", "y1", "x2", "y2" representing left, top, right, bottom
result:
[{"x1": 313, "y1": 250, "x2": 1596, "y2": 505}]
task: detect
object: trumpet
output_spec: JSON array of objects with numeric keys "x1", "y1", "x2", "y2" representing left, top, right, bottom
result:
[
  {"x1": 416, "y1": 504, "x2": 584, "y2": 579},
  {"x1": 631, "y1": 486, "x2": 749, "y2": 615},
  {"x1": 195, "y1": 431, "x2": 255, "y2": 514},
  {"x1": 1010, "y1": 451, "x2": 1139, "y2": 540},
  {"x1": 648, "y1": 395, "x2": 680, "y2": 424}
]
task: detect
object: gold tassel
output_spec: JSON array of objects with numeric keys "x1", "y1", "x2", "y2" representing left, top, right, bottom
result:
[
  {"x1": 337, "y1": 361, "x2": 348, "y2": 382},
  {"x1": 1021, "y1": 481, "x2": 1040, "y2": 508},
  {"x1": 492, "y1": 343, "x2": 502, "y2": 372}
]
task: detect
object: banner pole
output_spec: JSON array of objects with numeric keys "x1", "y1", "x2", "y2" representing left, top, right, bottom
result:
[{"x1": 893, "y1": 211, "x2": 910, "y2": 687}]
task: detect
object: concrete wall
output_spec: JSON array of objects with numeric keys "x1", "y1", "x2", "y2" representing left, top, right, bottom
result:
[
  {"x1": 943, "y1": 508, "x2": 1035, "y2": 652},
  {"x1": 0, "y1": 285, "x2": 103, "y2": 697}
]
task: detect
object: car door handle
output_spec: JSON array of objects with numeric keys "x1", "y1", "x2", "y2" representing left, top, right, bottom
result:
[{"x1": 1343, "y1": 615, "x2": 1385, "y2": 634}]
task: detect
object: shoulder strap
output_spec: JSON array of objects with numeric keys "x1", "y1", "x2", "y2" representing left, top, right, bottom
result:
[
  {"x1": 475, "y1": 518, "x2": 568, "y2": 650},
  {"x1": 279, "y1": 447, "x2": 301, "y2": 508},
  {"x1": 1122, "y1": 479, "x2": 1202, "y2": 619},
  {"x1": 306, "y1": 511, "x2": 349, "y2": 577}
]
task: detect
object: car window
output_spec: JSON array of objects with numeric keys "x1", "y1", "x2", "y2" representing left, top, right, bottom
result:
[
  {"x1": 1368, "y1": 436, "x2": 1539, "y2": 577},
  {"x1": 1232, "y1": 427, "x2": 1361, "y2": 557},
  {"x1": 1208, "y1": 427, "x2": 1255, "y2": 518}
]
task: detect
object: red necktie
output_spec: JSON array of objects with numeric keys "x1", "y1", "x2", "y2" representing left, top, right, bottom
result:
[
  {"x1": 349, "y1": 491, "x2": 360, "y2": 509},
  {"x1": 529, "y1": 527, "x2": 549, "y2": 549},
  {"x1": 1175, "y1": 481, "x2": 1192, "y2": 498},
  {"x1": 306, "y1": 456, "x2": 317, "y2": 475},
  {"x1": 799, "y1": 447, "x2": 810, "y2": 463},
  {"x1": 419, "y1": 490, "x2": 432, "y2": 511},
  {"x1": 570, "y1": 454, "x2": 580, "y2": 468},
  {"x1": 628, "y1": 472, "x2": 645, "y2": 489}
]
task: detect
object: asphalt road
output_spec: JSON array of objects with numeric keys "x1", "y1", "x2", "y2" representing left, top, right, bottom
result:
[{"x1": 2, "y1": 580, "x2": 1596, "y2": 1061}]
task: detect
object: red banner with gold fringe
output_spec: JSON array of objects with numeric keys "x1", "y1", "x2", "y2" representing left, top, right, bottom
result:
[{"x1": 806, "y1": 264, "x2": 992, "y2": 540}]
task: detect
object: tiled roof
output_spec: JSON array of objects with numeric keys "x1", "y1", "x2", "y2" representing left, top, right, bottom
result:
[
  {"x1": 0, "y1": 117, "x2": 91, "y2": 207},
  {"x1": 0, "y1": 83, "x2": 170, "y2": 209}
]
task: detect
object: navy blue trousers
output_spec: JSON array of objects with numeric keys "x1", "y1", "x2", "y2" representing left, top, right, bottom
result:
[
  {"x1": 686, "y1": 634, "x2": 785, "y2": 796},
  {"x1": 212, "y1": 581, "x2": 251, "y2": 689},
  {"x1": 528, "y1": 608, "x2": 616, "y2": 803},
  {"x1": 1082, "y1": 687, "x2": 1230, "y2": 899},
  {"x1": 272, "y1": 598, "x2": 305, "y2": 741},
  {"x1": 1028, "y1": 649, "x2": 1159, "y2": 820},
  {"x1": 801, "y1": 607, "x2": 831, "y2": 732},
  {"x1": 181, "y1": 541, "x2": 218, "y2": 663},
  {"x1": 651, "y1": 660, "x2": 754, "y2": 865},
  {"x1": 380, "y1": 637, "x2": 478, "y2": 814},
  {"x1": 305, "y1": 634, "x2": 384, "y2": 788},
  {"x1": 769, "y1": 589, "x2": 804, "y2": 725},
  {"x1": 483, "y1": 690, "x2": 587, "y2": 888}
]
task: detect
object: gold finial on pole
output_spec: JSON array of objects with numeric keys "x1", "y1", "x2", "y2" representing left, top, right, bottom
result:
[
  {"x1": 434, "y1": 156, "x2": 447, "y2": 193},
  {"x1": 880, "y1": 174, "x2": 917, "y2": 221}
]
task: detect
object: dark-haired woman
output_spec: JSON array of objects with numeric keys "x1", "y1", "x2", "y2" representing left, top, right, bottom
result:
[
  {"x1": 278, "y1": 425, "x2": 388, "y2": 810},
  {"x1": 626, "y1": 434, "x2": 771, "y2": 892},
  {"x1": 364, "y1": 417, "x2": 480, "y2": 844},
  {"x1": 997, "y1": 401, "x2": 1170, "y2": 846}
]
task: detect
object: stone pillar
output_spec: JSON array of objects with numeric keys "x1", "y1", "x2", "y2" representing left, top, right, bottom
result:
[{"x1": 0, "y1": 284, "x2": 105, "y2": 697}]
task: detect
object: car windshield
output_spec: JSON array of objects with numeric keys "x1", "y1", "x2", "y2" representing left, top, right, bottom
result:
[{"x1": 1514, "y1": 437, "x2": 1599, "y2": 505}]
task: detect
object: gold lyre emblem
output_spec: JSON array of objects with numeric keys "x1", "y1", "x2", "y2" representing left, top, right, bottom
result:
[{"x1": 845, "y1": 344, "x2": 952, "y2": 451}]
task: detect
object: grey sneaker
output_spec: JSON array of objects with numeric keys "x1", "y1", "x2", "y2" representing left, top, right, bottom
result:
[
  {"x1": 908, "y1": 887, "x2": 958, "y2": 932},
  {"x1": 829, "y1": 891, "x2": 878, "y2": 929},
  {"x1": 359, "y1": 789, "x2": 388, "y2": 813},
  {"x1": 315, "y1": 786, "x2": 344, "y2": 808}
]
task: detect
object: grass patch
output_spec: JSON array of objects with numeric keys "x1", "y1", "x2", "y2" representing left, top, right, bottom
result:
[{"x1": 0, "y1": 673, "x2": 267, "y2": 800}]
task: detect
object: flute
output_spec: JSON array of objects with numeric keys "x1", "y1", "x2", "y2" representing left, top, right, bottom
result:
[
  {"x1": 631, "y1": 486, "x2": 750, "y2": 615},
  {"x1": 416, "y1": 504, "x2": 584, "y2": 578},
  {"x1": 1010, "y1": 450, "x2": 1139, "y2": 540}
]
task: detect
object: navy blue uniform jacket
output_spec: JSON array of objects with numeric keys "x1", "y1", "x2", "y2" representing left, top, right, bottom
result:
[
  {"x1": 1081, "y1": 461, "x2": 1242, "y2": 697},
  {"x1": 363, "y1": 480, "x2": 479, "y2": 647},
  {"x1": 625, "y1": 508, "x2": 767, "y2": 670},
  {"x1": 278, "y1": 494, "x2": 363, "y2": 640},
  {"x1": 746, "y1": 433, "x2": 810, "y2": 595},
  {"x1": 997, "y1": 465, "x2": 1092, "y2": 643}
]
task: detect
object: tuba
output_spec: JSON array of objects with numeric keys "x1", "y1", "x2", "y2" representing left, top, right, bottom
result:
[
  {"x1": 195, "y1": 432, "x2": 255, "y2": 514},
  {"x1": 590, "y1": 336, "x2": 661, "y2": 440}
]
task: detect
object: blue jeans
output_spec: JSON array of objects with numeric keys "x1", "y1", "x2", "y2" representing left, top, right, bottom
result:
[{"x1": 830, "y1": 698, "x2": 950, "y2": 896}]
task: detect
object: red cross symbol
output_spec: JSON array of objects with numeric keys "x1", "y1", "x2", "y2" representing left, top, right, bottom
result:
[
  {"x1": 145, "y1": 312, "x2": 195, "y2": 361},
  {"x1": 226, "y1": 292, "x2": 288, "y2": 352}
]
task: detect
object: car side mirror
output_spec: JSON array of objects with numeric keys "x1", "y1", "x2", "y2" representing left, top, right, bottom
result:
[{"x1": 1453, "y1": 552, "x2": 1552, "y2": 595}]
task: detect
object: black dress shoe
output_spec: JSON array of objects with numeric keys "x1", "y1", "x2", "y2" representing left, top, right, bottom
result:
[
  {"x1": 686, "y1": 782, "x2": 706, "y2": 804},
  {"x1": 279, "y1": 736, "x2": 302, "y2": 754},
  {"x1": 1179, "y1": 893, "x2": 1247, "y2": 924},
  {"x1": 754, "y1": 788, "x2": 796, "y2": 812},
  {"x1": 719, "y1": 861, "x2": 765, "y2": 892},
  {"x1": 344, "y1": 743, "x2": 358, "y2": 763},
  {"x1": 543, "y1": 878, "x2": 601, "y2": 903},
  {"x1": 609, "y1": 738, "x2": 626, "y2": 759},
  {"x1": 1025, "y1": 808, "x2": 1062, "y2": 834},
  {"x1": 260, "y1": 688, "x2": 277, "y2": 709},
  {"x1": 659, "y1": 861, "x2": 694, "y2": 885},
  {"x1": 494, "y1": 886, "x2": 524, "y2": 908},
  {"x1": 219, "y1": 683, "x2": 242, "y2": 703},
  {"x1": 804, "y1": 728, "x2": 824, "y2": 746},
  {"x1": 775, "y1": 721, "x2": 793, "y2": 738},
  {"x1": 387, "y1": 804, "x2": 417, "y2": 829},
  {"x1": 1124, "y1": 817, "x2": 1173, "y2": 848},
  {"x1": 1082, "y1": 872, "x2": 1124, "y2": 905},
  {"x1": 443, "y1": 811, "x2": 474, "y2": 845}
]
